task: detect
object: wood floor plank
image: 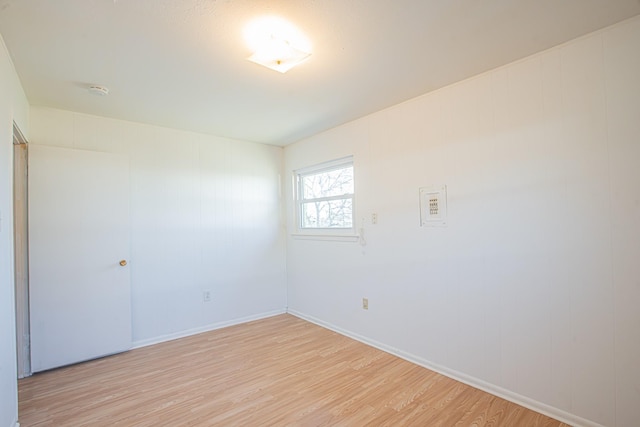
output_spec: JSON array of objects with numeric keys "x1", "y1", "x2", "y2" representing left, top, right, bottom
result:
[{"x1": 18, "y1": 314, "x2": 569, "y2": 426}]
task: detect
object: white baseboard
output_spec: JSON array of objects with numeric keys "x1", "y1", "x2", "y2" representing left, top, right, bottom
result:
[
  {"x1": 132, "y1": 309, "x2": 286, "y2": 349},
  {"x1": 287, "y1": 309, "x2": 602, "y2": 427}
]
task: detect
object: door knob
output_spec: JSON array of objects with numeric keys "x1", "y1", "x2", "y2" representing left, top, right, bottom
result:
[{"x1": 119, "y1": 260, "x2": 127, "y2": 266}]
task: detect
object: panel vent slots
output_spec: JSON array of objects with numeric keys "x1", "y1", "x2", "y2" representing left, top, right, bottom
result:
[{"x1": 429, "y1": 197, "x2": 439, "y2": 216}]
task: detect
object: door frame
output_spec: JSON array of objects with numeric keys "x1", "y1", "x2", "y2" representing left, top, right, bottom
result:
[{"x1": 13, "y1": 122, "x2": 30, "y2": 378}]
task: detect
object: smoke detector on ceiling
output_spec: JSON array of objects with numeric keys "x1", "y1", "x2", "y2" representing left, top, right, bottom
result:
[{"x1": 88, "y1": 85, "x2": 109, "y2": 96}]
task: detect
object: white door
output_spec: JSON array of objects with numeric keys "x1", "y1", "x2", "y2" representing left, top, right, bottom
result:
[{"x1": 29, "y1": 145, "x2": 132, "y2": 372}]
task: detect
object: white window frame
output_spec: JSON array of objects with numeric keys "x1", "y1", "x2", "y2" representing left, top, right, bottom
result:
[{"x1": 293, "y1": 156, "x2": 358, "y2": 241}]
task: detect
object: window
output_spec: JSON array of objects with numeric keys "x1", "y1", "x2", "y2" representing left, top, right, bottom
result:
[{"x1": 295, "y1": 157, "x2": 355, "y2": 235}]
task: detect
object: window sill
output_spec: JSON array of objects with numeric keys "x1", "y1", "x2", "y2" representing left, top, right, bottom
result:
[{"x1": 291, "y1": 233, "x2": 360, "y2": 242}]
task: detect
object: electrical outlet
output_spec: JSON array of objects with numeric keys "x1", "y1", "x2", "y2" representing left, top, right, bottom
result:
[
  {"x1": 362, "y1": 298, "x2": 369, "y2": 310},
  {"x1": 371, "y1": 213, "x2": 378, "y2": 225},
  {"x1": 203, "y1": 290, "x2": 211, "y2": 302}
]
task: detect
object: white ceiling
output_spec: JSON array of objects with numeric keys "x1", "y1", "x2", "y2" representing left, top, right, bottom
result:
[{"x1": 1, "y1": 1, "x2": 639, "y2": 146}]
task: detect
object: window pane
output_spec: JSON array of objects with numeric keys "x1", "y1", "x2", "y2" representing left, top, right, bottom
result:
[
  {"x1": 301, "y1": 198, "x2": 353, "y2": 228},
  {"x1": 302, "y1": 166, "x2": 353, "y2": 200}
]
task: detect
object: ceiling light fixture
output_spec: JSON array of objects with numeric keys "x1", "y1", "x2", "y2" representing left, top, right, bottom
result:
[
  {"x1": 244, "y1": 16, "x2": 311, "y2": 73},
  {"x1": 248, "y1": 36, "x2": 310, "y2": 73}
]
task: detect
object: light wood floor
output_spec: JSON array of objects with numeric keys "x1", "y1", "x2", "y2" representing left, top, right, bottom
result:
[{"x1": 19, "y1": 314, "x2": 568, "y2": 426}]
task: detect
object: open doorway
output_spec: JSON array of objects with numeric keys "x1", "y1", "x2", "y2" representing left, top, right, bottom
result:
[{"x1": 13, "y1": 122, "x2": 30, "y2": 378}]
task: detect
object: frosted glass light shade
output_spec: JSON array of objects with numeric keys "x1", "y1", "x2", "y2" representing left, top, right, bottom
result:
[{"x1": 248, "y1": 37, "x2": 311, "y2": 73}]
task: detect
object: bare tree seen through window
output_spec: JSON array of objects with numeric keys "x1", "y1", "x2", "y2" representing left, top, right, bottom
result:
[{"x1": 300, "y1": 165, "x2": 353, "y2": 229}]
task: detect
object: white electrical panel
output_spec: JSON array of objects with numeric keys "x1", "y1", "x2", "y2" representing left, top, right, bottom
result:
[{"x1": 420, "y1": 186, "x2": 447, "y2": 227}]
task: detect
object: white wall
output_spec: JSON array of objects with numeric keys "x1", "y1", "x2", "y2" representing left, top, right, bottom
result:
[
  {"x1": 284, "y1": 16, "x2": 640, "y2": 427},
  {"x1": 0, "y1": 35, "x2": 29, "y2": 427},
  {"x1": 29, "y1": 107, "x2": 287, "y2": 345}
]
